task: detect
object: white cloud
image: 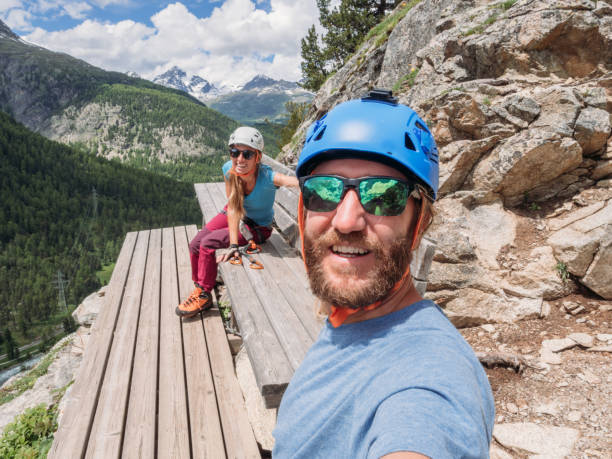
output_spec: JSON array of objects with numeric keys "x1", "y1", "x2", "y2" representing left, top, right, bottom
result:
[
  {"x1": 21, "y1": 0, "x2": 320, "y2": 87},
  {"x1": 90, "y1": 0, "x2": 128, "y2": 7},
  {"x1": 62, "y1": 1, "x2": 92, "y2": 19},
  {"x1": 3, "y1": 8, "x2": 33, "y2": 31},
  {"x1": 0, "y1": 0, "x2": 23, "y2": 14}
]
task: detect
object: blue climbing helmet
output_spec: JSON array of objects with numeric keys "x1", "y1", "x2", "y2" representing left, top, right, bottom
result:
[{"x1": 296, "y1": 89, "x2": 439, "y2": 200}]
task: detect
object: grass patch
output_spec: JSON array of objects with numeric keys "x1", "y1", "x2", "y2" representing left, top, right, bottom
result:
[
  {"x1": 96, "y1": 262, "x2": 115, "y2": 286},
  {"x1": 463, "y1": 13, "x2": 499, "y2": 36},
  {"x1": 482, "y1": 97, "x2": 492, "y2": 106},
  {"x1": 489, "y1": 0, "x2": 518, "y2": 10},
  {"x1": 440, "y1": 86, "x2": 466, "y2": 97},
  {"x1": 464, "y1": 0, "x2": 517, "y2": 36},
  {"x1": 392, "y1": 67, "x2": 420, "y2": 93},
  {"x1": 0, "y1": 340, "x2": 70, "y2": 406},
  {"x1": 529, "y1": 202, "x2": 541, "y2": 211},
  {"x1": 364, "y1": 0, "x2": 422, "y2": 48},
  {"x1": 555, "y1": 261, "x2": 570, "y2": 283}
]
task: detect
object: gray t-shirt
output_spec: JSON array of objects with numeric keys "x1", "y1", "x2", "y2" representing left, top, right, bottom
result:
[{"x1": 273, "y1": 300, "x2": 494, "y2": 458}]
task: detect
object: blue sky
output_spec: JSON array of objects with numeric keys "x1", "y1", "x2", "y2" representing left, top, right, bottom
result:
[{"x1": 0, "y1": 1, "x2": 318, "y2": 87}]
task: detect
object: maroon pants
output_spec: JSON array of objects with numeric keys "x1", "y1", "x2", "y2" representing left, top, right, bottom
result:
[{"x1": 189, "y1": 211, "x2": 272, "y2": 292}]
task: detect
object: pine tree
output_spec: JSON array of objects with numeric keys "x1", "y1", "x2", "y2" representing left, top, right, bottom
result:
[
  {"x1": 278, "y1": 101, "x2": 310, "y2": 148},
  {"x1": 4, "y1": 329, "x2": 18, "y2": 360},
  {"x1": 300, "y1": 26, "x2": 328, "y2": 92},
  {"x1": 301, "y1": 0, "x2": 401, "y2": 91},
  {"x1": 318, "y1": 0, "x2": 379, "y2": 70}
]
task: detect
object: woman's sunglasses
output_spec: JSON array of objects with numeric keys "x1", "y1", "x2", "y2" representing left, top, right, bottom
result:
[
  {"x1": 229, "y1": 148, "x2": 257, "y2": 160},
  {"x1": 299, "y1": 175, "x2": 416, "y2": 217}
]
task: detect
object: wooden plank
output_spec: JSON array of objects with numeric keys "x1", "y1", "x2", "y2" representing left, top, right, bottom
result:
[
  {"x1": 254, "y1": 239, "x2": 322, "y2": 342},
  {"x1": 175, "y1": 225, "x2": 225, "y2": 458},
  {"x1": 272, "y1": 203, "x2": 298, "y2": 247},
  {"x1": 414, "y1": 279, "x2": 427, "y2": 297},
  {"x1": 184, "y1": 225, "x2": 260, "y2": 458},
  {"x1": 48, "y1": 232, "x2": 138, "y2": 459},
  {"x1": 86, "y1": 231, "x2": 150, "y2": 458},
  {"x1": 197, "y1": 183, "x2": 223, "y2": 224},
  {"x1": 410, "y1": 236, "x2": 436, "y2": 281},
  {"x1": 122, "y1": 228, "x2": 162, "y2": 459},
  {"x1": 195, "y1": 183, "x2": 212, "y2": 227},
  {"x1": 266, "y1": 232, "x2": 310, "y2": 291},
  {"x1": 274, "y1": 187, "x2": 299, "y2": 221},
  {"x1": 210, "y1": 181, "x2": 311, "y2": 367},
  {"x1": 205, "y1": 182, "x2": 294, "y2": 408},
  {"x1": 158, "y1": 227, "x2": 191, "y2": 458},
  {"x1": 261, "y1": 154, "x2": 296, "y2": 177},
  {"x1": 238, "y1": 245, "x2": 313, "y2": 371},
  {"x1": 210, "y1": 180, "x2": 316, "y2": 353}
]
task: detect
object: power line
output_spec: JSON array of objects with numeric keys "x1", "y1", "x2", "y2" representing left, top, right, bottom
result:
[{"x1": 51, "y1": 271, "x2": 70, "y2": 313}]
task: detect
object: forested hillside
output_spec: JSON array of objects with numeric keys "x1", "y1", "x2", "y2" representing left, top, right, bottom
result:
[
  {"x1": 0, "y1": 111, "x2": 200, "y2": 347},
  {"x1": 0, "y1": 21, "x2": 281, "y2": 174}
]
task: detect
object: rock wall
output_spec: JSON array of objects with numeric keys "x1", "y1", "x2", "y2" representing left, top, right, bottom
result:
[{"x1": 279, "y1": 0, "x2": 612, "y2": 325}]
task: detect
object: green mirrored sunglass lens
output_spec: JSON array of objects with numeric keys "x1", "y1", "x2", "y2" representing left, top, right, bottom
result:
[
  {"x1": 304, "y1": 177, "x2": 343, "y2": 211},
  {"x1": 359, "y1": 178, "x2": 407, "y2": 216}
]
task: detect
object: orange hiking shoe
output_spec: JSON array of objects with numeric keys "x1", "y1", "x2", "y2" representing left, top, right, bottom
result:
[{"x1": 175, "y1": 289, "x2": 213, "y2": 317}]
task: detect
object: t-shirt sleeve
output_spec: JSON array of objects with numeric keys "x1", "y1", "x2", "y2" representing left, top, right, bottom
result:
[
  {"x1": 265, "y1": 165, "x2": 278, "y2": 189},
  {"x1": 222, "y1": 161, "x2": 232, "y2": 180},
  {"x1": 367, "y1": 388, "x2": 491, "y2": 459}
]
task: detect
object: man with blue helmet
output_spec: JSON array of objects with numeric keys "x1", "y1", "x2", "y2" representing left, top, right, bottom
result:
[{"x1": 273, "y1": 90, "x2": 494, "y2": 458}]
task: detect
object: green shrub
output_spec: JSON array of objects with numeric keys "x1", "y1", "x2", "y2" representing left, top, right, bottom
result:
[
  {"x1": 392, "y1": 67, "x2": 420, "y2": 93},
  {"x1": 0, "y1": 404, "x2": 57, "y2": 458},
  {"x1": 556, "y1": 262, "x2": 570, "y2": 283}
]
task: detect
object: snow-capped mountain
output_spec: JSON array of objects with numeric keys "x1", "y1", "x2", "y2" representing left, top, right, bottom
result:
[
  {"x1": 148, "y1": 67, "x2": 313, "y2": 123},
  {"x1": 152, "y1": 66, "x2": 220, "y2": 100},
  {"x1": 208, "y1": 74, "x2": 313, "y2": 123},
  {"x1": 242, "y1": 74, "x2": 298, "y2": 92}
]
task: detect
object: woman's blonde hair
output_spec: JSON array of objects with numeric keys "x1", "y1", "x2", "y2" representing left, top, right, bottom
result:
[{"x1": 227, "y1": 153, "x2": 261, "y2": 220}]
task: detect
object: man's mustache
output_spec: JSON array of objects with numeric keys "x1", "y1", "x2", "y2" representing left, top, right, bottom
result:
[{"x1": 309, "y1": 228, "x2": 379, "y2": 253}]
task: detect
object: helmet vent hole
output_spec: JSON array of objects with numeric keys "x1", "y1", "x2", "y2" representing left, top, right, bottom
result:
[
  {"x1": 314, "y1": 126, "x2": 326, "y2": 141},
  {"x1": 404, "y1": 133, "x2": 416, "y2": 151},
  {"x1": 415, "y1": 121, "x2": 427, "y2": 132}
]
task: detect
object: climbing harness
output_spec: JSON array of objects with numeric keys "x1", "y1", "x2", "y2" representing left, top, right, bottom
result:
[{"x1": 228, "y1": 241, "x2": 264, "y2": 269}]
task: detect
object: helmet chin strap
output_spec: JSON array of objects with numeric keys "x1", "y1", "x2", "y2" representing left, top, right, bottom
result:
[{"x1": 298, "y1": 192, "x2": 427, "y2": 328}]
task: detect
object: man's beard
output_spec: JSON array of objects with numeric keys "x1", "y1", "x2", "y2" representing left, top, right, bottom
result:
[{"x1": 303, "y1": 228, "x2": 412, "y2": 309}]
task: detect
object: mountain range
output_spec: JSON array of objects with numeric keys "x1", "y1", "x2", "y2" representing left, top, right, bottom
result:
[
  {"x1": 150, "y1": 66, "x2": 313, "y2": 123},
  {"x1": 0, "y1": 19, "x2": 284, "y2": 167}
]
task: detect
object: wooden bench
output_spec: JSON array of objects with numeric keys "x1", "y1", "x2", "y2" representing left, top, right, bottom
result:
[
  {"x1": 194, "y1": 155, "x2": 435, "y2": 408},
  {"x1": 49, "y1": 226, "x2": 259, "y2": 458}
]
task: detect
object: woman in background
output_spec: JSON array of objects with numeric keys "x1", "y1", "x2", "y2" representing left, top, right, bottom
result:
[{"x1": 176, "y1": 126, "x2": 298, "y2": 317}]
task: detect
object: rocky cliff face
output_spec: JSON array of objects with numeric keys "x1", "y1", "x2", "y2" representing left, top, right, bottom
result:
[{"x1": 280, "y1": 0, "x2": 612, "y2": 326}]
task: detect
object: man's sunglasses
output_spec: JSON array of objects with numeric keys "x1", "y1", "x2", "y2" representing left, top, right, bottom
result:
[
  {"x1": 229, "y1": 148, "x2": 257, "y2": 160},
  {"x1": 299, "y1": 175, "x2": 416, "y2": 216}
]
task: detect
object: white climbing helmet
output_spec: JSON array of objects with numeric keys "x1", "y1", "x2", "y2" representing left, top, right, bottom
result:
[{"x1": 228, "y1": 126, "x2": 264, "y2": 152}]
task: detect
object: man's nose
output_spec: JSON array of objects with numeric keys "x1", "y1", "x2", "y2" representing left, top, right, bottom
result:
[{"x1": 331, "y1": 189, "x2": 366, "y2": 234}]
